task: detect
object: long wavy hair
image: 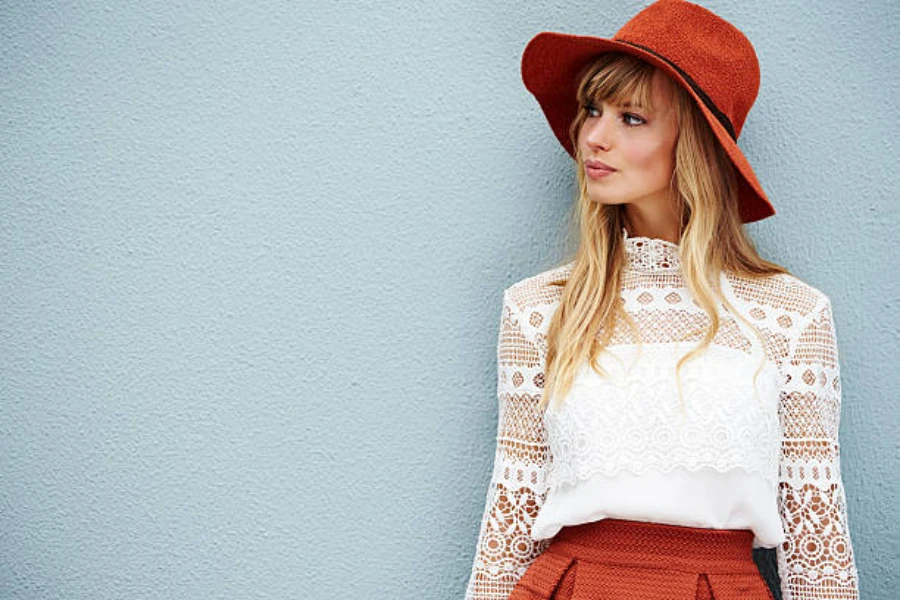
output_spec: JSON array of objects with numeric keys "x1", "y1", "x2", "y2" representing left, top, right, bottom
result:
[{"x1": 540, "y1": 52, "x2": 790, "y2": 412}]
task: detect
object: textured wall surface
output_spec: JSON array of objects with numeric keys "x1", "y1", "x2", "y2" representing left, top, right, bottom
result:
[{"x1": 2, "y1": 1, "x2": 897, "y2": 598}]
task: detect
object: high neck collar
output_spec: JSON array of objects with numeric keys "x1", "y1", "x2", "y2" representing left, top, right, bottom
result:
[{"x1": 622, "y1": 227, "x2": 682, "y2": 272}]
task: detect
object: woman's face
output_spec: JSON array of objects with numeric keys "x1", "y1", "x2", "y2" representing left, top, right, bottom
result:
[{"x1": 577, "y1": 70, "x2": 679, "y2": 212}]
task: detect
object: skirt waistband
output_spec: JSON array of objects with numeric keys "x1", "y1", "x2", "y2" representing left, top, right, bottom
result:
[{"x1": 547, "y1": 519, "x2": 758, "y2": 575}]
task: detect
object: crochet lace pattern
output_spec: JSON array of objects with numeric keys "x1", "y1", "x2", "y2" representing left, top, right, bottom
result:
[{"x1": 464, "y1": 233, "x2": 859, "y2": 600}]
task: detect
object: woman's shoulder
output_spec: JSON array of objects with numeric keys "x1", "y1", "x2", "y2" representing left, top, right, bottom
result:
[
  {"x1": 502, "y1": 262, "x2": 573, "y2": 345},
  {"x1": 729, "y1": 270, "x2": 832, "y2": 322},
  {"x1": 504, "y1": 261, "x2": 573, "y2": 313}
]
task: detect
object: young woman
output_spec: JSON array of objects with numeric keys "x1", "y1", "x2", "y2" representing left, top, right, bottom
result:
[{"x1": 464, "y1": 1, "x2": 859, "y2": 599}]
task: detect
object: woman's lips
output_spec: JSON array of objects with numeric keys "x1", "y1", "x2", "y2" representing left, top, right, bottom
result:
[{"x1": 584, "y1": 159, "x2": 617, "y2": 180}]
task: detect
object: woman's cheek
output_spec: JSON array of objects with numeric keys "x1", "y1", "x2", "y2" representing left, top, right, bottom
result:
[{"x1": 628, "y1": 140, "x2": 674, "y2": 177}]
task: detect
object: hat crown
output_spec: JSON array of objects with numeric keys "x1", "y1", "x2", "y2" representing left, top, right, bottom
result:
[{"x1": 613, "y1": 0, "x2": 760, "y2": 137}]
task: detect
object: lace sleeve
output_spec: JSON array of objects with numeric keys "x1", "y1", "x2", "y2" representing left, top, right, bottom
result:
[
  {"x1": 464, "y1": 290, "x2": 551, "y2": 600},
  {"x1": 776, "y1": 295, "x2": 860, "y2": 599}
]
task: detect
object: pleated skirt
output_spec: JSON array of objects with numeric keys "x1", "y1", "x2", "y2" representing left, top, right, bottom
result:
[{"x1": 508, "y1": 519, "x2": 775, "y2": 600}]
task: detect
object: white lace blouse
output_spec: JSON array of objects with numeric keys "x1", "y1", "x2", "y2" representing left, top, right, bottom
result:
[{"x1": 464, "y1": 231, "x2": 859, "y2": 600}]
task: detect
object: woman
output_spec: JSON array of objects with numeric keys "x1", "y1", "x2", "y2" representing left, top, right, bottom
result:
[{"x1": 464, "y1": 1, "x2": 859, "y2": 599}]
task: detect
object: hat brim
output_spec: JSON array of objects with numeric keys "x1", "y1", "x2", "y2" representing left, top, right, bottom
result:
[{"x1": 522, "y1": 32, "x2": 775, "y2": 224}]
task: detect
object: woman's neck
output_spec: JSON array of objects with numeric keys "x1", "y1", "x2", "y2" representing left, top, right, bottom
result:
[{"x1": 623, "y1": 205, "x2": 681, "y2": 244}]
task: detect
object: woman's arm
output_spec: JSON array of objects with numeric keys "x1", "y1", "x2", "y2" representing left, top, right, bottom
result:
[
  {"x1": 463, "y1": 289, "x2": 551, "y2": 600},
  {"x1": 777, "y1": 295, "x2": 860, "y2": 599}
]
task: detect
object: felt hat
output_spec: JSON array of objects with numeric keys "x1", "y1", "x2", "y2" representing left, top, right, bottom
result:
[{"x1": 521, "y1": 0, "x2": 775, "y2": 223}]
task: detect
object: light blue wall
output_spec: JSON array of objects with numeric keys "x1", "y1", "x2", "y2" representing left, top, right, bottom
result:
[{"x1": 2, "y1": 1, "x2": 897, "y2": 598}]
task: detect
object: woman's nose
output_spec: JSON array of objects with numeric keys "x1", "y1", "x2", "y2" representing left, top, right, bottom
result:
[{"x1": 583, "y1": 114, "x2": 613, "y2": 151}]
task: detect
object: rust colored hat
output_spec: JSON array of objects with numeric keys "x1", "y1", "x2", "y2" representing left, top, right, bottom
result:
[{"x1": 522, "y1": 0, "x2": 775, "y2": 223}]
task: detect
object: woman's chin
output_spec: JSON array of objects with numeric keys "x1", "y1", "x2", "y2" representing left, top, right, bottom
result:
[{"x1": 587, "y1": 195, "x2": 628, "y2": 206}]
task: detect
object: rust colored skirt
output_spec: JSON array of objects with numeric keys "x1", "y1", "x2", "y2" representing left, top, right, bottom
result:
[{"x1": 508, "y1": 519, "x2": 775, "y2": 600}]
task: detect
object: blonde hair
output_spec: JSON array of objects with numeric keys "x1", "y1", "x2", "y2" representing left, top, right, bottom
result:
[{"x1": 540, "y1": 52, "x2": 789, "y2": 411}]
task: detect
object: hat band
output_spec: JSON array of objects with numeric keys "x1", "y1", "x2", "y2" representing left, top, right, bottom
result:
[{"x1": 615, "y1": 39, "x2": 737, "y2": 140}]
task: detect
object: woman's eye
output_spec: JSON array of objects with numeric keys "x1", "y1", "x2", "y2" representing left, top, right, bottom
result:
[
  {"x1": 623, "y1": 113, "x2": 645, "y2": 126},
  {"x1": 584, "y1": 104, "x2": 600, "y2": 118}
]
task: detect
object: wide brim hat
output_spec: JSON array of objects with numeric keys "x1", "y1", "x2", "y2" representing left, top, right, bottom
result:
[{"x1": 522, "y1": 0, "x2": 775, "y2": 223}]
